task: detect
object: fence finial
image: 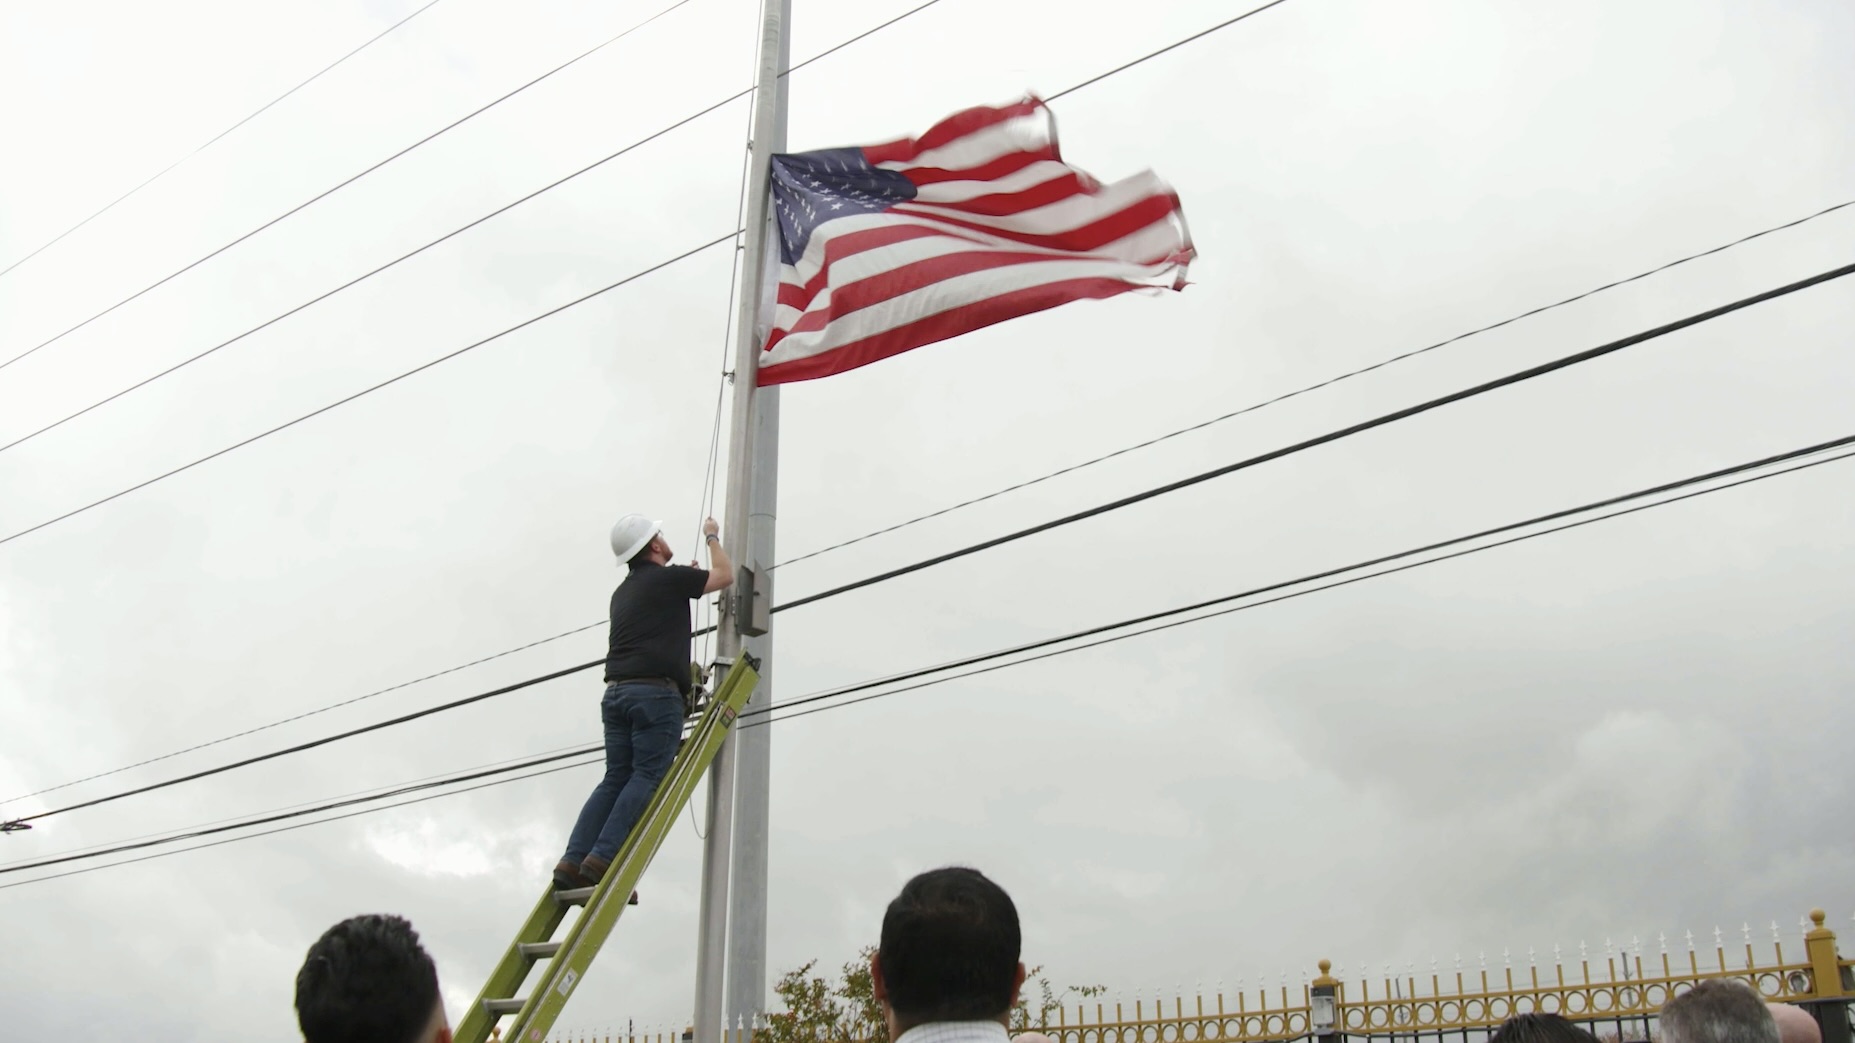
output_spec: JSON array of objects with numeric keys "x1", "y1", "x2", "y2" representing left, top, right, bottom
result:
[{"x1": 1772, "y1": 921, "x2": 1783, "y2": 943}]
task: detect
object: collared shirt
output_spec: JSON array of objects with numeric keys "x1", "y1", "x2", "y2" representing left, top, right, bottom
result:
[{"x1": 896, "y1": 1021, "x2": 1013, "y2": 1043}]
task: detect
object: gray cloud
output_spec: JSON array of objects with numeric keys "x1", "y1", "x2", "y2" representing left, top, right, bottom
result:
[{"x1": 3, "y1": 0, "x2": 1853, "y2": 1039}]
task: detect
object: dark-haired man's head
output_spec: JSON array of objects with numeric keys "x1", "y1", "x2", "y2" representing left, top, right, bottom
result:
[
  {"x1": 1490, "y1": 1014, "x2": 1600, "y2": 1043},
  {"x1": 1661, "y1": 980, "x2": 1781, "y2": 1043},
  {"x1": 871, "y1": 867, "x2": 1026, "y2": 1039},
  {"x1": 296, "y1": 914, "x2": 451, "y2": 1043}
]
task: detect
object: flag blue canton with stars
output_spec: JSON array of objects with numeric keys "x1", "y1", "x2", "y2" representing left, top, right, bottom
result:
[{"x1": 770, "y1": 148, "x2": 918, "y2": 265}]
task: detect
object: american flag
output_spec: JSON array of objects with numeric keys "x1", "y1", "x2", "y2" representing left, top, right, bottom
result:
[{"x1": 755, "y1": 96, "x2": 1194, "y2": 386}]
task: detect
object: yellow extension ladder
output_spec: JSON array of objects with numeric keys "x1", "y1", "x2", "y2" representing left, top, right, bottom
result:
[{"x1": 453, "y1": 654, "x2": 762, "y2": 1043}]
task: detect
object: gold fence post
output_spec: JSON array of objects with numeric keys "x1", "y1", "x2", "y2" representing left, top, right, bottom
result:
[
  {"x1": 1802, "y1": 910, "x2": 1853, "y2": 1043},
  {"x1": 1311, "y1": 960, "x2": 1339, "y2": 1043},
  {"x1": 1806, "y1": 910, "x2": 1848, "y2": 998}
]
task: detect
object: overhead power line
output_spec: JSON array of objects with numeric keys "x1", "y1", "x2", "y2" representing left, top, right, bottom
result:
[
  {"x1": 0, "y1": 0, "x2": 450, "y2": 281},
  {"x1": 7, "y1": 430, "x2": 1850, "y2": 882},
  {"x1": 770, "y1": 261, "x2": 1855, "y2": 613},
  {"x1": 24, "y1": 197, "x2": 1831, "y2": 795},
  {"x1": 0, "y1": 652, "x2": 611, "y2": 830},
  {"x1": 6, "y1": 266, "x2": 1848, "y2": 832},
  {"x1": 0, "y1": 233, "x2": 738, "y2": 548},
  {"x1": 0, "y1": 0, "x2": 1265, "y2": 461},
  {"x1": 0, "y1": 620, "x2": 609, "y2": 804},
  {"x1": 0, "y1": 0, "x2": 946, "y2": 380},
  {"x1": 0, "y1": 0, "x2": 1307, "y2": 540},
  {"x1": 771, "y1": 198, "x2": 1855, "y2": 569},
  {"x1": 0, "y1": 753, "x2": 599, "y2": 892},
  {"x1": 1047, "y1": 0, "x2": 1294, "y2": 102},
  {"x1": 0, "y1": 746, "x2": 603, "y2": 875},
  {"x1": 743, "y1": 433, "x2": 1855, "y2": 726},
  {"x1": 761, "y1": 445, "x2": 1855, "y2": 727},
  {"x1": 0, "y1": 740, "x2": 598, "y2": 865}
]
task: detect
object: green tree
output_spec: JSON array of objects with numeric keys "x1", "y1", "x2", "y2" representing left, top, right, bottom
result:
[
  {"x1": 764, "y1": 950, "x2": 1104, "y2": 1043},
  {"x1": 763, "y1": 948, "x2": 885, "y2": 1043}
]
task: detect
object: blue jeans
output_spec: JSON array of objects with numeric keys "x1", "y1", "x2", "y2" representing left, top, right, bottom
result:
[{"x1": 563, "y1": 682, "x2": 685, "y2": 863}]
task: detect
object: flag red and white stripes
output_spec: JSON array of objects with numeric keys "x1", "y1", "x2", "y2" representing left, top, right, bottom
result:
[{"x1": 755, "y1": 97, "x2": 1194, "y2": 386}]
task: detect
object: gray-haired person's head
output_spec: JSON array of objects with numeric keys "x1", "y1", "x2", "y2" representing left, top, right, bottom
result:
[{"x1": 1660, "y1": 980, "x2": 1780, "y2": 1043}]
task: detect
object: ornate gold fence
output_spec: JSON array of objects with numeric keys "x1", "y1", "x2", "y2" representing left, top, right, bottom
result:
[
  {"x1": 1028, "y1": 909, "x2": 1851, "y2": 1043},
  {"x1": 538, "y1": 907, "x2": 1853, "y2": 1043}
]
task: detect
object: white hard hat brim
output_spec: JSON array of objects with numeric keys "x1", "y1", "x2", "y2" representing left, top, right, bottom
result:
[{"x1": 613, "y1": 519, "x2": 665, "y2": 565}]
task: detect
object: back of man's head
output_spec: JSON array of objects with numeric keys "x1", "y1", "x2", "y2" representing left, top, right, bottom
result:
[
  {"x1": 877, "y1": 867, "x2": 1022, "y2": 1028},
  {"x1": 1661, "y1": 980, "x2": 1780, "y2": 1043},
  {"x1": 1489, "y1": 1013, "x2": 1600, "y2": 1043},
  {"x1": 296, "y1": 913, "x2": 448, "y2": 1043}
]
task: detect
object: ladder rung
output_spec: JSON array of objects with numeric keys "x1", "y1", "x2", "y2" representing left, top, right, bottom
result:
[
  {"x1": 483, "y1": 998, "x2": 527, "y2": 1016},
  {"x1": 518, "y1": 941, "x2": 561, "y2": 960},
  {"x1": 554, "y1": 886, "x2": 595, "y2": 905}
]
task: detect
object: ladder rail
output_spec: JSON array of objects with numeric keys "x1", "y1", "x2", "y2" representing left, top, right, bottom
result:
[
  {"x1": 452, "y1": 657, "x2": 760, "y2": 1043},
  {"x1": 508, "y1": 658, "x2": 757, "y2": 1041}
]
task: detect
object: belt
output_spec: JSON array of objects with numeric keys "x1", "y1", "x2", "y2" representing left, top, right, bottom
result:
[{"x1": 609, "y1": 676, "x2": 679, "y2": 690}]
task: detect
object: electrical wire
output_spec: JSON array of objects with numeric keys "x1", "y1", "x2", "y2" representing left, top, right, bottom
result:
[
  {"x1": 33, "y1": 196, "x2": 1840, "y2": 801},
  {"x1": 0, "y1": 232, "x2": 738, "y2": 548},
  {"x1": 0, "y1": 755, "x2": 598, "y2": 891},
  {"x1": 0, "y1": 748, "x2": 605, "y2": 883},
  {"x1": 0, "y1": 0, "x2": 948, "y2": 387},
  {"x1": 1047, "y1": 0, "x2": 1295, "y2": 102},
  {"x1": 768, "y1": 261, "x2": 1855, "y2": 614},
  {"x1": 740, "y1": 434, "x2": 1855, "y2": 726},
  {"x1": 0, "y1": 0, "x2": 1312, "y2": 803},
  {"x1": 7, "y1": 431, "x2": 1850, "y2": 885},
  {"x1": 0, "y1": 740, "x2": 598, "y2": 865},
  {"x1": 0, "y1": 0, "x2": 1305, "y2": 520},
  {"x1": 770, "y1": 197, "x2": 1855, "y2": 570},
  {"x1": 0, "y1": 0, "x2": 701, "y2": 375},
  {"x1": 758, "y1": 441, "x2": 1855, "y2": 726},
  {"x1": 0, "y1": 657, "x2": 605, "y2": 831},
  {"x1": 0, "y1": 623, "x2": 603, "y2": 804},
  {"x1": 0, "y1": 0, "x2": 450, "y2": 281},
  {"x1": 6, "y1": 265, "x2": 1848, "y2": 830}
]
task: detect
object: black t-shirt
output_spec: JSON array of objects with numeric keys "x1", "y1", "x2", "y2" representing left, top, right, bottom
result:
[{"x1": 604, "y1": 562, "x2": 709, "y2": 692}]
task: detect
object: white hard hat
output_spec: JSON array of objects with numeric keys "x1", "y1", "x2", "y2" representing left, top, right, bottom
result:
[{"x1": 609, "y1": 513, "x2": 663, "y2": 564}]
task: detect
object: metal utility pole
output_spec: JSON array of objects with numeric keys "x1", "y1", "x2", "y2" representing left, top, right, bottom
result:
[{"x1": 694, "y1": 0, "x2": 788, "y2": 1041}]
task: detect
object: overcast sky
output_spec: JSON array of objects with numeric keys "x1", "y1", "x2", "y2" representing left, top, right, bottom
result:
[{"x1": 3, "y1": 0, "x2": 1853, "y2": 1039}]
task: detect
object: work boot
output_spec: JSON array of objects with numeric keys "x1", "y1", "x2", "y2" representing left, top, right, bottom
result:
[
  {"x1": 578, "y1": 855, "x2": 641, "y2": 905},
  {"x1": 553, "y1": 858, "x2": 594, "y2": 890}
]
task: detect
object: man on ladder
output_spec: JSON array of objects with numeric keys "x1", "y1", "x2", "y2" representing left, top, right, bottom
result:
[{"x1": 553, "y1": 513, "x2": 734, "y2": 895}]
